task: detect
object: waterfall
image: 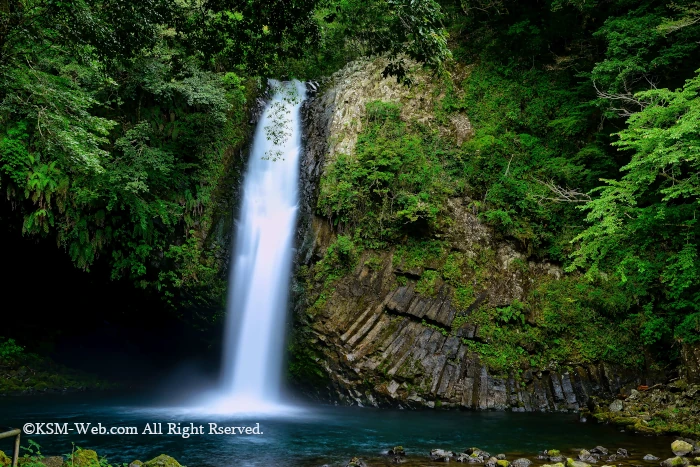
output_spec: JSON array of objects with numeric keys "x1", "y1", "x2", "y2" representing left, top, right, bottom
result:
[{"x1": 217, "y1": 80, "x2": 306, "y2": 412}]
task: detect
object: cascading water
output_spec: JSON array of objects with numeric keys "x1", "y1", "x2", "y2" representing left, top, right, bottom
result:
[{"x1": 214, "y1": 80, "x2": 306, "y2": 413}]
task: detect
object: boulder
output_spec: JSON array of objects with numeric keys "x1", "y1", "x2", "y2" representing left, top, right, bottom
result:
[
  {"x1": 70, "y1": 449, "x2": 99, "y2": 467},
  {"x1": 644, "y1": 455, "x2": 660, "y2": 461},
  {"x1": 548, "y1": 451, "x2": 562, "y2": 457},
  {"x1": 346, "y1": 458, "x2": 368, "y2": 467},
  {"x1": 497, "y1": 460, "x2": 511, "y2": 467},
  {"x1": 617, "y1": 449, "x2": 629, "y2": 457},
  {"x1": 660, "y1": 457, "x2": 689, "y2": 467},
  {"x1": 566, "y1": 458, "x2": 591, "y2": 467},
  {"x1": 143, "y1": 455, "x2": 182, "y2": 467},
  {"x1": 431, "y1": 450, "x2": 454, "y2": 462},
  {"x1": 497, "y1": 455, "x2": 507, "y2": 461},
  {"x1": 673, "y1": 441, "x2": 694, "y2": 457},
  {"x1": 41, "y1": 457, "x2": 63, "y2": 467},
  {"x1": 609, "y1": 400, "x2": 624, "y2": 412},
  {"x1": 486, "y1": 457, "x2": 498, "y2": 467},
  {"x1": 389, "y1": 446, "x2": 405, "y2": 456},
  {"x1": 512, "y1": 458, "x2": 532, "y2": 467},
  {"x1": 591, "y1": 447, "x2": 609, "y2": 456}
]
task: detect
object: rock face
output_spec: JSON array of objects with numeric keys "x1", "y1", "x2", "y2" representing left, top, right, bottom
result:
[
  {"x1": 683, "y1": 343, "x2": 700, "y2": 384},
  {"x1": 293, "y1": 58, "x2": 645, "y2": 411}
]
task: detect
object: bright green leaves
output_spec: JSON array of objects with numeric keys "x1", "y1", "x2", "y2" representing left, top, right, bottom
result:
[
  {"x1": 317, "y1": 101, "x2": 455, "y2": 247},
  {"x1": 570, "y1": 70, "x2": 700, "y2": 344}
]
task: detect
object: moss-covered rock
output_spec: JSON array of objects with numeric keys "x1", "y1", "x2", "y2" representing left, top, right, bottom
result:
[
  {"x1": 143, "y1": 455, "x2": 182, "y2": 467},
  {"x1": 346, "y1": 457, "x2": 368, "y2": 467},
  {"x1": 661, "y1": 457, "x2": 690, "y2": 467},
  {"x1": 41, "y1": 456, "x2": 63, "y2": 467},
  {"x1": 497, "y1": 460, "x2": 511, "y2": 467},
  {"x1": 129, "y1": 462, "x2": 144, "y2": 467},
  {"x1": 547, "y1": 450, "x2": 561, "y2": 457},
  {"x1": 566, "y1": 458, "x2": 590, "y2": 467},
  {"x1": 388, "y1": 446, "x2": 405, "y2": 456},
  {"x1": 673, "y1": 441, "x2": 694, "y2": 457},
  {"x1": 69, "y1": 449, "x2": 99, "y2": 467}
]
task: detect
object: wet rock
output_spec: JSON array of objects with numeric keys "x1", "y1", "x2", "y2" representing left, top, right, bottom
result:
[
  {"x1": 513, "y1": 459, "x2": 532, "y2": 467},
  {"x1": 346, "y1": 457, "x2": 368, "y2": 467},
  {"x1": 548, "y1": 451, "x2": 562, "y2": 457},
  {"x1": 580, "y1": 450, "x2": 592, "y2": 460},
  {"x1": 609, "y1": 400, "x2": 624, "y2": 412},
  {"x1": 486, "y1": 457, "x2": 498, "y2": 467},
  {"x1": 551, "y1": 457, "x2": 566, "y2": 463},
  {"x1": 497, "y1": 461, "x2": 512, "y2": 467},
  {"x1": 129, "y1": 462, "x2": 144, "y2": 467},
  {"x1": 497, "y1": 455, "x2": 507, "y2": 460},
  {"x1": 617, "y1": 449, "x2": 629, "y2": 457},
  {"x1": 143, "y1": 455, "x2": 183, "y2": 467},
  {"x1": 644, "y1": 455, "x2": 660, "y2": 461},
  {"x1": 391, "y1": 456, "x2": 407, "y2": 464},
  {"x1": 566, "y1": 458, "x2": 591, "y2": 467},
  {"x1": 591, "y1": 447, "x2": 609, "y2": 456},
  {"x1": 456, "y1": 454, "x2": 471, "y2": 463},
  {"x1": 431, "y1": 449, "x2": 455, "y2": 462},
  {"x1": 41, "y1": 457, "x2": 63, "y2": 467},
  {"x1": 673, "y1": 441, "x2": 694, "y2": 457},
  {"x1": 660, "y1": 457, "x2": 689, "y2": 467},
  {"x1": 389, "y1": 446, "x2": 406, "y2": 456},
  {"x1": 607, "y1": 455, "x2": 618, "y2": 462}
]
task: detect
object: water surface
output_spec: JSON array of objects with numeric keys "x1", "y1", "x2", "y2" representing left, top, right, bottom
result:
[{"x1": 0, "y1": 393, "x2": 674, "y2": 466}]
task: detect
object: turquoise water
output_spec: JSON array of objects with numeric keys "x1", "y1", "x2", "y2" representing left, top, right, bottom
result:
[{"x1": 0, "y1": 393, "x2": 674, "y2": 466}]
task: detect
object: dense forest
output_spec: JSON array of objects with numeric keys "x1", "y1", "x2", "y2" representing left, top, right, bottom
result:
[{"x1": 1, "y1": 0, "x2": 699, "y2": 387}]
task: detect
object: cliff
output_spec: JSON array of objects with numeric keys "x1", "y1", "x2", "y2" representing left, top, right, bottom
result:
[{"x1": 290, "y1": 58, "x2": 654, "y2": 412}]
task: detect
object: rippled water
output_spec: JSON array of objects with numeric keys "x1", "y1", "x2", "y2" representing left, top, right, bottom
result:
[{"x1": 0, "y1": 393, "x2": 675, "y2": 466}]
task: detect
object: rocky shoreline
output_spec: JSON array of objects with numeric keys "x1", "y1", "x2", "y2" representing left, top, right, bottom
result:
[
  {"x1": 3, "y1": 439, "x2": 698, "y2": 467},
  {"x1": 588, "y1": 380, "x2": 700, "y2": 438},
  {"x1": 341, "y1": 439, "x2": 700, "y2": 467}
]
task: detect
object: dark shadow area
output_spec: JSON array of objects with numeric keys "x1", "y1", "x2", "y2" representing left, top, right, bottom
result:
[{"x1": 0, "y1": 199, "x2": 222, "y2": 388}]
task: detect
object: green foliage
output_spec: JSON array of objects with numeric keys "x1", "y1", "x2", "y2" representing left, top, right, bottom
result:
[
  {"x1": 495, "y1": 300, "x2": 526, "y2": 325},
  {"x1": 569, "y1": 70, "x2": 700, "y2": 345},
  {"x1": 415, "y1": 270, "x2": 440, "y2": 297},
  {"x1": 284, "y1": 0, "x2": 451, "y2": 80},
  {"x1": 0, "y1": 337, "x2": 24, "y2": 361},
  {"x1": 318, "y1": 101, "x2": 456, "y2": 247}
]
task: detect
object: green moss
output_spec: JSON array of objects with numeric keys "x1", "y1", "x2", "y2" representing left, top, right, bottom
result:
[
  {"x1": 0, "y1": 451, "x2": 10, "y2": 467},
  {"x1": 415, "y1": 270, "x2": 440, "y2": 297},
  {"x1": 143, "y1": 455, "x2": 182, "y2": 467},
  {"x1": 68, "y1": 448, "x2": 99, "y2": 467}
]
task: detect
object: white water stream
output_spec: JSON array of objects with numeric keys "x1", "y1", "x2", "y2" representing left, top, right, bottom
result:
[{"x1": 210, "y1": 80, "x2": 306, "y2": 413}]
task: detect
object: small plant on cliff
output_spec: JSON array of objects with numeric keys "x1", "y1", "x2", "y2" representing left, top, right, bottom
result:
[{"x1": 0, "y1": 337, "x2": 24, "y2": 362}]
